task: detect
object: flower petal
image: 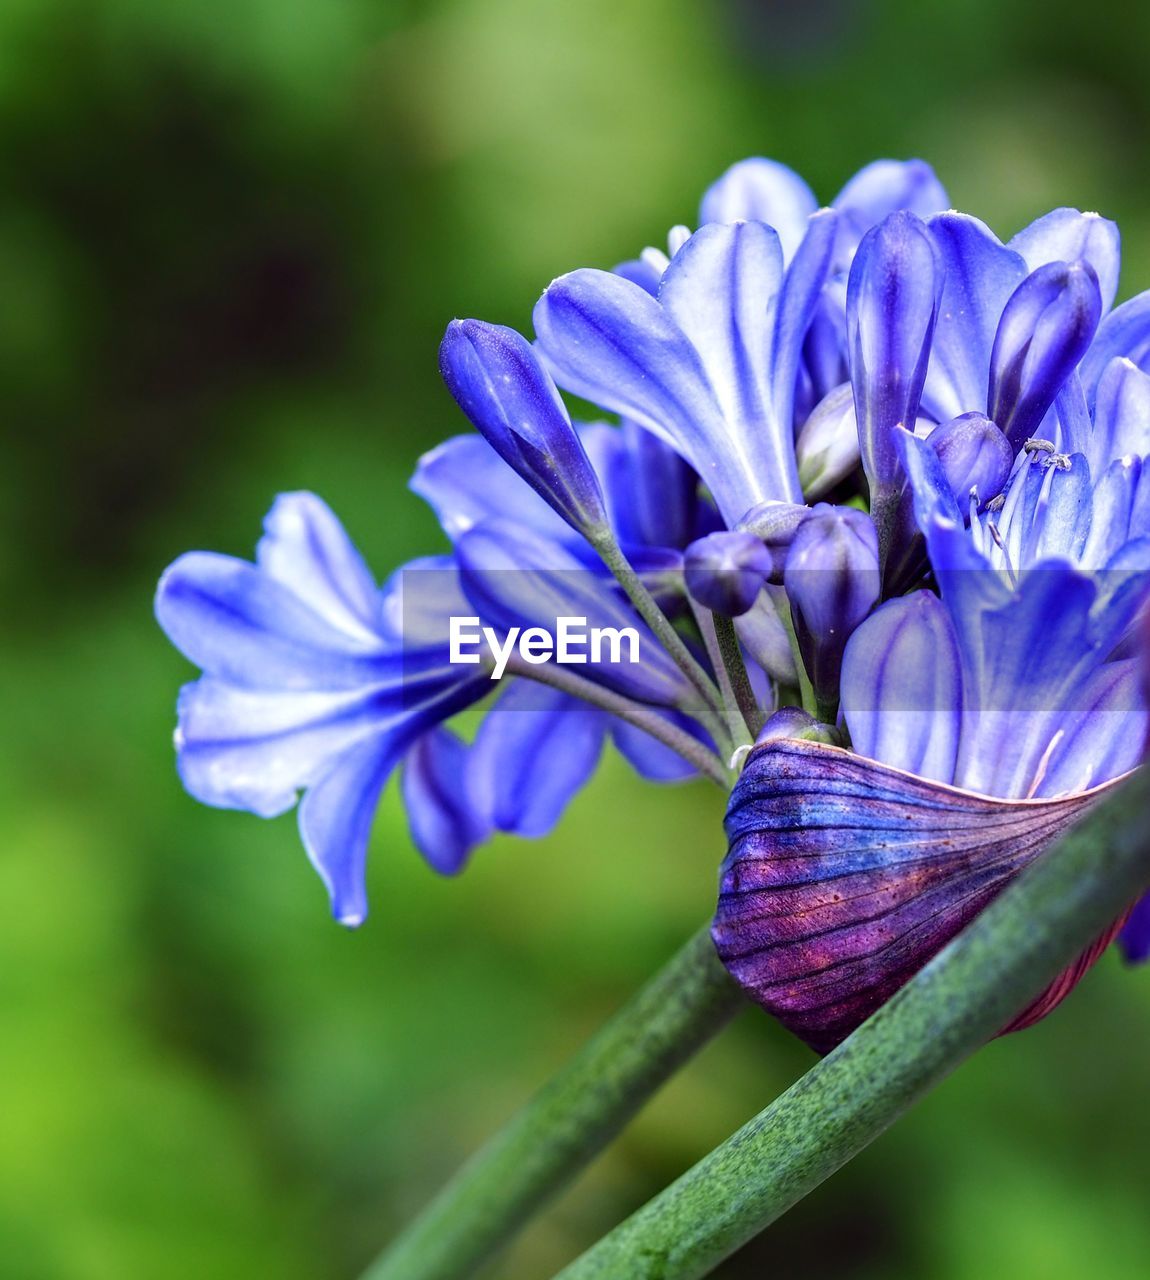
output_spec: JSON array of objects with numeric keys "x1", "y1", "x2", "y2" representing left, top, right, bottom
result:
[
  {"x1": 256, "y1": 492, "x2": 383, "y2": 646},
  {"x1": 468, "y1": 682, "x2": 606, "y2": 836},
  {"x1": 439, "y1": 320, "x2": 609, "y2": 535},
  {"x1": 840, "y1": 591, "x2": 962, "y2": 785},
  {"x1": 713, "y1": 738, "x2": 1120, "y2": 1053},
  {"x1": 175, "y1": 679, "x2": 394, "y2": 817},
  {"x1": 411, "y1": 434, "x2": 573, "y2": 545},
  {"x1": 988, "y1": 261, "x2": 1103, "y2": 451},
  {"x1": 1079, "y1": 289, "x2": 1150, "y2": 400},
  {"x1": 1032, "y1": 659, "x2": 1146, "y2": 797},
  {"x1": 156, "y1": 552, "x2": 391, "y2": 691},
  {"x1": 299, "y1": 735, "x2": 401, "y2": 927},
  {"x1": 611, "y1": 714, "x2": 700, "y2": 781},
  {"x1": 401, "y1": 728, "x2": 491, "y2": 875},
  {"x1": 1118, "y1": 892, "x2": 1150, "y2": 964},
  {"x1": 1009, "y1": 207, "x2": 1121, "y2": 314},
  {"x1": 1088, "y1": 358, "x2": 1150, "y2": 476},
  {"x1": 456, "y1": 518, "x2": 692, "y2": 705},
  {"x1": 833, "y1": 158, "x2": 949, "y2": 228},
  {"x1": 922, "y1": 213, "x2": 1028, "y2": 422},
  {"x1": 847, "y1": 212, "x2": 942, "y2": 496},
  {"x1": 698, "y1": 157, "x2": 818, "y2": 260}
]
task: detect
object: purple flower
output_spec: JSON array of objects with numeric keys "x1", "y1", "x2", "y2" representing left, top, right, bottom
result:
[
  {"x1": 156, "y1": 493, "x2": 492, "y2": 926},
  {"x1": 684, "y1": 532, "x2": 774, "y2": 617}
]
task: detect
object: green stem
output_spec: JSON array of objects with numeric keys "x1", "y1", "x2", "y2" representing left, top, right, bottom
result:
[
  {"x1": 777, "y1": 605, "x2": 818, "y2": 720},
  {"x1": 595, "y1": 537, "x2": 729, "y2": 742},
  {"x1": 361, "y1": 926, "x2": 745, "y2": 1280},
  {"x1": 711, "y1": 613, "x2": 764, "y2": 738},
  {"x1": 556, "y1": 766, "x2": 1150, "y2": 1280},
  {"x1": 506, "y1": 658, "x2": 733, "y2": 788},
  {"x1": 688, "y1": 603, "x2": 753, "y2": 751}
]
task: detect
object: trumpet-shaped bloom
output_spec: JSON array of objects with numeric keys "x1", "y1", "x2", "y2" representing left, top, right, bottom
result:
[
  {"x1": 157, "y1": 147, "x2": 1150, "y2": 1063},
  {"x1": 156, "y1": 493, "x2": 493, "y2": 925}
]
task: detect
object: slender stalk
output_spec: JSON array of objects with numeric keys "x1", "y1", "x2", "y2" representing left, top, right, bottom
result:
[
  {"x1": 711, "y1": 613, "x2": 764, "y2": 738},
  {"x1": 506, "y1": 658, "x2": 733, "y2": 788},
  {"x1": 777, "y1": 606, "x2": 818, "y2": 720},
  {"x1": 362, "y1": 926, "x2": 746, "y2": 1280},
  {"x1": 688, "y1": 602, "x2": 753, "y2": 751},
  {"x1": 556, "y1": 766, "x2": 1150, "y2": 1280},
  {"x1": 594, "y1": 537, "x2": 729, "y2": 735}
]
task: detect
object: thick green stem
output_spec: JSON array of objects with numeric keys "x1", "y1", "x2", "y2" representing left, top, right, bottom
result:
[
  {"x1": 362, "y1": 926, "x2": 746, "y2": 1280},
  {"x1": 557, "y1": 767, "x2": 1150, "y2": 1280}
]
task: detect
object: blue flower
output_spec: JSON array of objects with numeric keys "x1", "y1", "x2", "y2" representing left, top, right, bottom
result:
[
  {"x1": 712, "y1": 179, "x2": 1150, "y2": 1050},
  {"x1": 157, "y1": 149, "x2": 1150, "y2": 1038},
  {"x1": 156, "y1": 493, "x2": 492, "y2": 926}
]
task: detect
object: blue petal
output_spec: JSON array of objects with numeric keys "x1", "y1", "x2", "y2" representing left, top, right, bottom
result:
[
  {"x1": 1008, "y1": 208, "x2": 1121, "y2": 313},
  {"x1": 698, "y1": 157, "x2": 818, "y2": 260},
  {"x1": 784, "y1": 504, "x2": 881, "y2": 704},
  {"x1": 401, "y1": 728, "x2": 491, "y2": 875},
  {"x1": 256, "y1": 492, "x2": 384, "y2": 646},
  {"x1": 533, "y1": 269, "x2": 751, "y2": 513},
  {"x1": 439, "y1": 319, "x2": 609, "y2": 535},
  {"x1": 922, "y1": 213, "x2": 1028, "y2": 422},
  {"x1": 1083, "y1": 456, "x2": 1150, "y2": 567},
  {"x1": 536, "y1": 218, "x2": 837, "y2": 525},
  {"x1": 1119, "y1": 893, "x2": 1150, "y2": 964},
  {"x1": 157, "y1": 552, "x2": 392, "y2": 691},
  {"x1": 952, "y1": 567, "x2": 1103, "y2": 798},
  {"x1": 578, "y1": 419, "x2": 700, "y2": 555},
  {"x1": 988, "y1": 261, "x2": 1103, "y2": 450},
  {"x1": 684, "y1": 531, "x2": 773, "y2": 616},
  {"x1": 734, "y1": 588, "x2": 799, "y2": 686},
  {"x1": 612, "y1": 256, "x2": 664, "y2": 295},
  {"x1": 847, "y1": 212, "x2": 942, "y2": 496},
  {"x1": 176, "y1": 679, "x2": 394, "y2": 818},
  {"x1": 833, "y1": 158, "x2": 949, "y2": 226},
  {"x1": 772, "y1": 209, "x2": 841, "y2": 447},
  {"x1": 840, "y1": 591, "x2": 962, "y2": 784},
  {"x1": 1089, "y1": 358, "x2": 1150, "y2": 476},
  {"x1": 1079, "y1": 290, "x2": 1150, "y2": 400},
  {"x1": 379, "y1": 555, "x2": 474, "y2": 649},
  {"x1": 1033, "y1": 659, "x2": 1146, "y2": 797},
  {"x1": 927, "y1": 413, "x2": 1013, "y2": 506},
  {"x1": 796, "y1": 382, "x2": 861, "y2": 499},
  {"x1": 411, "y1": 434, "x2": 574, "y2": 545},
  {"x1": 659, "y1": 222, "x2": 785, "y2": 456},
  {"x1": 456, "y1": 518, "x2": 692, "y2": 705},
  {"x1": 468, "y1": 682, "x2": 605, "y2": 836},
  {"x1": 299, "y1": 735, "x2": 401, "y2": 927},
  {"x1": 611, "y1": 713, "x2": 701, "y2": 781}
]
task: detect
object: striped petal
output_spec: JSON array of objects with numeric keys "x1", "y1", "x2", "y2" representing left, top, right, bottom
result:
[{"x1": 713, "y1": 738, "x2": 1125, "y2": 1054}]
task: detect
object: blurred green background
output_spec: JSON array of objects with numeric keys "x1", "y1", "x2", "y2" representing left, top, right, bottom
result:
[{"x1": 3, "y1": 0, "x2": 1150, "y2": 1276}]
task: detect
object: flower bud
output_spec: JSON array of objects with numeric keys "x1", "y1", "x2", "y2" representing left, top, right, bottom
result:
[
  {"x1": 735, "y1": 500, "x2": 812, "y2": 583},
  {"x1": 988, "y1": 261, "x2": 1102, "y2": 451},
  {"x1": 754, "y1": 707, "x2": 839, "y2": 747},
  {"x1": 846, "y1": 211, "x2": 942, "y2": 497},
  {"x1": 684, "y1": 531, "x2": 773, "y2": 617},
  {"x1": 795, "y1": 382, "x2": 861, "y2": 499},
  {"x1": 926, "y1": 412, "x2": 1014, "y2": 505},
  {"x1": 784, "y1": 505, "x2": 880, "y2": 708},
  {"x1": 439, "y1": 319, "x2": 610, "y2": 539}
]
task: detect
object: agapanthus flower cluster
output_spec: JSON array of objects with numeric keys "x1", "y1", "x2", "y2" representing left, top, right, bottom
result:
[{"x1": 157, "y1": 155, "x2": 1150, "y2": 1047}]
